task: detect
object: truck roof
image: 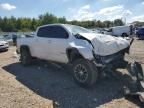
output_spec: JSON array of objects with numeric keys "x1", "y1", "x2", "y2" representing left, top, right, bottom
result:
[{"x1": 38, "y1": 23, "x2": 72, "y2": 28}]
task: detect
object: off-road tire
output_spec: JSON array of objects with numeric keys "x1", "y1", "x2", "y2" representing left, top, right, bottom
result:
[{"x1": 72, "y1": 59, "x2": 98, "y2": 87}]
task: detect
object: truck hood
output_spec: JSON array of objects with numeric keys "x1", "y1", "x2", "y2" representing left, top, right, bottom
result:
[{"x1": 78, "y1": 33, "x2": 130, "y2": 56}]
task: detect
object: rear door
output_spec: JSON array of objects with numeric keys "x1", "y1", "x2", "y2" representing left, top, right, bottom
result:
[{"x1": 32, "y1": 26, "x2": 52, "y2": 60}]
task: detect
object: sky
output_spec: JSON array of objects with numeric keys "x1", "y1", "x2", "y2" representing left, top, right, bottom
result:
[{"x1": 0, "y1": 0, "x2": 144, "y2": 23}]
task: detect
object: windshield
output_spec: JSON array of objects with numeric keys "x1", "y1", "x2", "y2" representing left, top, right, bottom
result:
[{"x1": 65, "y1": 24, "x2": 92, "y2": 35}]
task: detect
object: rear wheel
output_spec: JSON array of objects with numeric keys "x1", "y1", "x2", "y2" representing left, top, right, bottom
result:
[
  {"x1": 20, "y1": 48, "x2": 32, "y2": 66},
  {"x1": 72, "y1": 59, "x2": 98, "y2": 87}
]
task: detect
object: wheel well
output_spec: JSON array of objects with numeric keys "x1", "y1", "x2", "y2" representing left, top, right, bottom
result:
[{"x1": 66, "y1": 48, "x2": 84, "y2": 63}]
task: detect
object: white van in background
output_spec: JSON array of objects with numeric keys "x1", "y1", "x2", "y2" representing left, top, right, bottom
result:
[{"x1": 104, "y1": 25, "x2": 133, "y2": 37}]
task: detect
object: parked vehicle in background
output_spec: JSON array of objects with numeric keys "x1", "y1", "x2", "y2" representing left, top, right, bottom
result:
[
  {"x1": 17, "y1": 24, "x2": 134, "y2": 87},
  {"x1": 12, "y1": 34, "x2": 18, "y2": 46},
  {"x1": 0, "y1": 36, "x2": 9, "y2": 51},
  {"x1": 134, "y1": 27, "x2": 139, "y2": 35},
  {"x1": 104, "y1": 25, "x2": 133, "y2": 37},
  {"x1": 3, "y1": 34, "x2": 13, "y2": 46},
  {"x1": 136, "y1": 27, "x2": 144, "y2": 39}
]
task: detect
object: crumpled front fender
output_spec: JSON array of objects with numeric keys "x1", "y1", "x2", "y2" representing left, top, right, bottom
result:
[{"x1": 68, "y1": 40, "x2": 94, "y2": 60}]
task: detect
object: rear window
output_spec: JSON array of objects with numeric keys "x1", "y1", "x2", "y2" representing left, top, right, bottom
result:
[{"x1": 37, "y1": 25, "x2": 68, "y2": 38}]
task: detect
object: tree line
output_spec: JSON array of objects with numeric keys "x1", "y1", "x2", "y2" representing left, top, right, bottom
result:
[{"x1": 0, "y1": 12, "x2": 126, "y2": 32}]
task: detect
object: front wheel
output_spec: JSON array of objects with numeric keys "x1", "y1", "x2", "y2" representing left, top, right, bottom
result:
[{"x1": 72, "y1": 59, "x2": 98, "y2": 87}]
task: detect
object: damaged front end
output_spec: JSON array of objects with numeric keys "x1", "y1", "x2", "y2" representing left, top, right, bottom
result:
[
  {"x1": 74, "y1": 32, "x2": 144, "y2": 101},
  {"x1": 92, "y1": 38, "x2": 134, "y2": 70},
  {"x1": 93, "y1": 48, "x2": 128, "y2": 69},
  {"x1": 93, "y1": 38, "x2": 144, "y2": 102},
  {"x1": 74, "y1": 32, "x2": 144, "y2": 102}
]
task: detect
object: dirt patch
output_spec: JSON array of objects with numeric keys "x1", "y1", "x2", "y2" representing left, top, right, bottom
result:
[{"x1": 0, "y1": 48, "x2": 53, "y2": 108}]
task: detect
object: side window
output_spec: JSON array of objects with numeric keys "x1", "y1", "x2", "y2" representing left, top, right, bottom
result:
[
  {"x1": 37, "y1": 26, "x2": 50, "y2": 37},
  {"x1": 37, "y1": 26, "x2": 68, "y2": 38},
  {"x1": 51, "y1": 26, "x2": 69, "y2": 38}
]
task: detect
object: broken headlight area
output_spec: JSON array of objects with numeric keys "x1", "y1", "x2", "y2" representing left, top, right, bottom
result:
[{"x1": 93, "y1": 49, "x2": 128, "y2": 69}]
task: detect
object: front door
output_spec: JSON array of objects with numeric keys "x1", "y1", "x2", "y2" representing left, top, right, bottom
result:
[{"x1": 46, "y1": 25, "x2": 69, "y2": 63}]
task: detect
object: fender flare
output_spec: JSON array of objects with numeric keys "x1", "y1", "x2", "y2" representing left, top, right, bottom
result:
[{"x1": 66, "y1": 48, "x2": 84, "y2": 63}]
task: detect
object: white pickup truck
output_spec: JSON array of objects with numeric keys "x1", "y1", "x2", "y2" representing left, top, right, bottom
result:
[{"x1": 17, "y1": 24, "x2": 136, "y2": 87}]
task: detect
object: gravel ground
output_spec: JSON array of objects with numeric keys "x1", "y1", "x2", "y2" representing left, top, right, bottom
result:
[{"x1": 0, "y1": 38, "x2": 144, "y2": 108}]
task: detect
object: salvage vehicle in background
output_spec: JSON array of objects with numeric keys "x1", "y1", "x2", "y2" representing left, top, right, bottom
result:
[
  {"x1": 104, "y1": 25, "x2": 133, "y2": 37},
  {"x1": 16, "y1": 24, "x2": 144, "y2": 89},
  {"x1": 0, "y1": 36, "x2": 9, "y2": 51},
  {"x1": 136, "y1": 27, "x2": 144, "y2": 39},
  {"x1": 3, "y1": 34, "x2": 13, "y2": 46}
]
